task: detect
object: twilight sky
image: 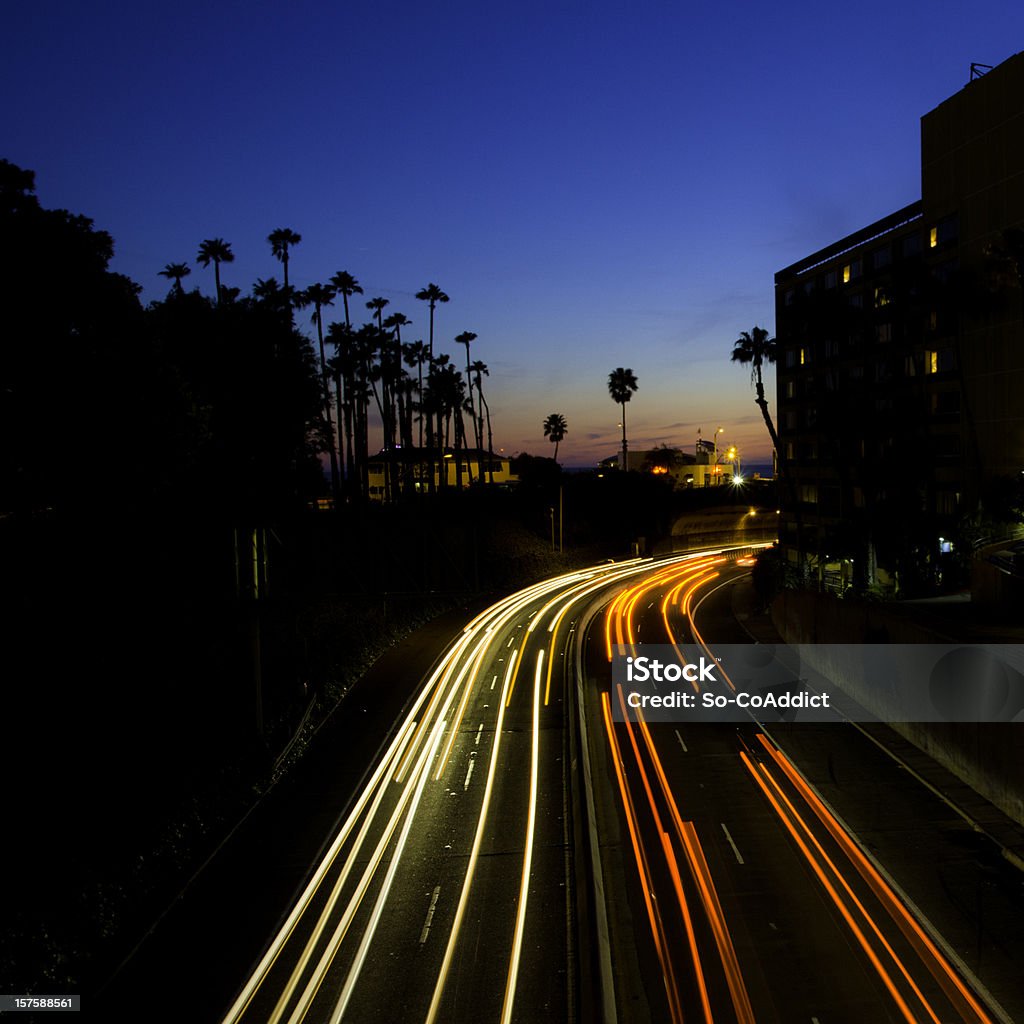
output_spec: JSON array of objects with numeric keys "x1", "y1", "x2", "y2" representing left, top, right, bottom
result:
[{"x1": 4, "y1": 2, "x2": 1023, "y2": 468}]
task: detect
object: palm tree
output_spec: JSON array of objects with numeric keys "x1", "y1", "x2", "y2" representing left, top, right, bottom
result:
[
  {"x1": 470, "y1": 359, "x2": 492, "y2": 480},
  {"x1": 298, "y1": 283, "x2": 339, "y2": 493},
  {"x1": 730, "y1": 326, "x2": 781, "y2": 455},
  {"x1": 196, "y1": 238, "x2": 235, "y2": 304},
  {"x1": 404, "y1": 340, "x2": 429, "y2": 448},
  {"x1": 158, "y1": 262, "x2": 191, "y2": 295},
  {"x1": 329, "y1": 271, "x2": 363, "y2": 327},
  {"x1": 455, "y1": 331, "x2": 478, "y2": 479},
  {"x1": 543, "y1": 413, "x2": 568, "y2": 464},
  {"x1": 415, "y1": 283, "x2": 449, "y2": 362},
  {"x1": 328, "y1": 272, "x2": 362, "y2": 493},
  {"x1": 267, "y1": 228, "x2": 301, "y2": 290},
  {"x1": 415, "y1": 283, "x2": 449, "y2": 490},
  {"x1": 607, "y1": 367, "x2": 639, "y2": 471}
]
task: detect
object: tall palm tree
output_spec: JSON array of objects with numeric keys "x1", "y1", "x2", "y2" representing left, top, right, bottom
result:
[
  {"x1": 415, "y1": 283, "x2": 449, "y2": 362},
  {"x1": 470, "y1": 359, "x2": 492, "y2": 481},
  {"x1": 328, "y1": 271, "x2": 362, "y2": 493},
  {"x1": 731, "y1": 325, "x2": 803, "y2": 570},
  {"x1": 383, "y1": 312, "x2": 412, "y2": 449},
  {"x1": 730, "y1": 326, "x2": 780, "y2": 455},
  {"x1": 454, "y1": 331, "x2": 478, "y2": 479},
  {"x1": 267, "y1": 228, "x2": 301, "y2": 290},
  {"x1": 329, "y1": 271, "x2": 363, "y2": 327},
  {"x1": 415, "y1": 283, "x2": 449, "y2": 491},
  {"x1": 298, "y1": 283, "x2": 339, "y2": 494},
  {"x1": 404, "y1": 340, "x2": 429, "y2": 449},
  {"x1": 158, "y1": 262, "x2": 191, "y2": 295},
  {"x1": 366, "y1": 296, "x2": 390, "y2": 329},
  {"x1": 607, "y1": 367, "x2": 639, "y2": 471},
  {"x1": 543, "y1": 413, "x2": 568, "y2": 464},
  {"x1": 196, "y1": 238, "x2": 235, "y2": 304}
]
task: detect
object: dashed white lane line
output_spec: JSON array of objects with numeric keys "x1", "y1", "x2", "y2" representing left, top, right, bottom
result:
[
  {"x1": 419, "y1": 886, "x2": 441, "y2": 944},
  {"x1": 721, "y1": 822, "x2": 745, "y2": 864},
  {"x1": 474, "y1": 723, "x2": 483, "y2": 745},
  {"x1": 491, "y1": 674, "x2": 497, "y2": 690},
  {"x1": 463, "y1": 758, "x2": 476, "y2": 791},
  {"x1": 675, "y1": 729, "x2": 688, "y2": 752}
]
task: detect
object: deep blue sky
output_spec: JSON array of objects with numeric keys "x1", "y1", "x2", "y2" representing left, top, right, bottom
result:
[{"x1": 5, "y1": 2, "x2": 1023, "y2": 466}]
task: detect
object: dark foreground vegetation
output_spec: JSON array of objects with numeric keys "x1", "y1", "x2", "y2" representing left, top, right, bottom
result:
[{"x1": 2, "y1": 158, "x2": 749, "y2": 998}]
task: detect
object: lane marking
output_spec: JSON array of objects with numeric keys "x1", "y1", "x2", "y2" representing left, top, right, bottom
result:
[
  {"x1": 721, "y1": 823, "x2": 745, "y2": 864},
  {"x1": 675, "y1": 729, "x2": 688, "y2": 753},
  {"x1": 463, "y1": 759, "x2": 476, "y2": 791},
  {"x1": 475, "y1": 723, "x2": 483, "y2": 745},
  {"x1": 419, "y1": 886, "x2": 441, "y2": 945},
  {"x1": 491, "y1": 674, "x2": 497, "y2": 690}
]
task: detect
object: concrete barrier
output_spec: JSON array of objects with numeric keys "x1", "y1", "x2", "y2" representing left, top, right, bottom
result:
[{"x1": 771, "y1": 589, "x2": 1024, "y2": 827}]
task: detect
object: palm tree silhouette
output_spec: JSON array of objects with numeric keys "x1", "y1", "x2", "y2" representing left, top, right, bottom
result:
[
  {"x1": 730, "y1": 326, "x2": 780, "y2": 455},
  {"x1": 455, "y1": 331, "x2": 478, "y2": 480},
  {"x1": 415, "y1": 283, "x2": 449, "y2": 362},
  {"x1": 196, "y1": 238, "x2": 234, "y2": 304},
  {"x1": 298, "y1": 282, "x2": 339, "y2": 494},
  {"x1": 158, "y1": 262, "x2": 190, "y2": 295},
  {"x1": 472, "y1": 361, "x2": 495, "y2": 482},
  {"x1": 267, "y1": 228, "x2": 301, "y2": 290},
  {"x1": 328, "y1": 271, "x2": 363, "y2": 493},
  {"x1": 543, "y1": 413, "x2": 568, "y2": 464},
  {"x1": 416, "y1": 284, "x2": 449, "y2": 491},
  {"x1": 607, "y1": 367, "x2": 639, "y2": 471}
]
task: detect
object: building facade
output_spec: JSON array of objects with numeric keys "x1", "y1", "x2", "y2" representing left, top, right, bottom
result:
[
  {"x1": 366, "y1": 447, "x2": 517, "y2": 501},
  {"x1": 774, "y1": 53, "x2": 1024, "y2": 594}
]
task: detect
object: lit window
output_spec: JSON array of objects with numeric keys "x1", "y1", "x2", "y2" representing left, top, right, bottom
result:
[
  {"x1": 785, "y1": 380, "x2": 796, "y2": 398},
  {"x1": 925, "y1": 350, "x2": 938, "y2": 373},
  {"x1": 929, "y1": 226, "x2": 938, "y2": 248},
  {"x1": 873, "y1": 287, "x2": 890, "y2": 308},
  {"x1": 843, "y1": 264, "x2": 851, "y2": 284},
  {"x1": 799, "y1": 348, "x2": 806, "y2": 365}
]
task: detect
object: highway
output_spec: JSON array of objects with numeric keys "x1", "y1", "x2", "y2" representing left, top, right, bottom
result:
[
  {"x1": 217, "y1": 555, "x2": 703, "y2": 1024},
  {"x1": 587, "y1": 557, "x2": 1016, "y2": 1024},
  {"x1": 214, "y1": 549, "x2": 1019, "y2": 1024}
]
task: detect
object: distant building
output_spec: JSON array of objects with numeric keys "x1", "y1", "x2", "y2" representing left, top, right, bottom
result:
[
  {"x1": 366, "y1": 447, "x2": 517, "y2": 501},
  {"x1": 599, "y1": 441, "x2": 740, "y2": 488},
  {"x1": 774, "y1": 53, "x2": 1024, "y2": 593}
]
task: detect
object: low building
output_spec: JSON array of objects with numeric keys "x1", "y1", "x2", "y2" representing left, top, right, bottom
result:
[
  {"x1": 366, "y1": 447, "x2": 517, "y2": 501},
  {"x1": 600, "y1": 441, "x2": 740, "y2": 488}
]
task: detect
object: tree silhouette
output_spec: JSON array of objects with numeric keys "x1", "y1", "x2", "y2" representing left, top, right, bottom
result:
[
  {"x1": 196, "y1": 238, "x2": 234, "y2": 304},
  {"x1": 607, "y1": 367, "x2": 639, "y2": 471},
  {"x1": 158, "y1": 262, "x2": 191, "y2": 295},
  {"x1": 267, "y1": 228, "x2": 301, "y2": 290},
  {"x1": 730, "y1": 326, "x2": 780, "y2": 456},
  {"x1": 296, "y1": 283, "x2": 339, "y2": 494},
  {"x1": 543, "y1": 413, "x2": 568, "y2": 464},
  {"x1": 455, "y1": 331, "x2": 479, "y2": 479},
  {"x1": 415, "y1": 283, "x2": 449, "y2": 361}
]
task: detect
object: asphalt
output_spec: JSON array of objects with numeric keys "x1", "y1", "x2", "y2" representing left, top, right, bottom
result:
[{"x1": 731, "y1": 582, "x2": 1024, "y2": 875}]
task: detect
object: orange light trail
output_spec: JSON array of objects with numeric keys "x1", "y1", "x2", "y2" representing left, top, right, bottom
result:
[
  {"x1": 740, "y1": 749, "x2": 927, "y2": 1023},
  {"x1": 755, "y1": 736, "x2": 996, "y2": 1024},
  {"x1": 601, "y1": 691, "x2": 686, "y2": 1024},
  {"x1": 629, "y1": 698, "x2": 755, "y2": 1024}
]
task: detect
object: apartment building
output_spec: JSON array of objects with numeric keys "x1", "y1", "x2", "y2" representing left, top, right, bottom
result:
[{"x1": 774, "y1": 53, "x2": 1024, "y2": 593}]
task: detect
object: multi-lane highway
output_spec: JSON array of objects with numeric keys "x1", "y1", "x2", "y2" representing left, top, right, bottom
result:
[
  {"x1": 217, "y1": 556, "x2": 683, "y2": 1024},
  {"x1": 214, "y1": 549, "x2": 1018, "y2": 1024},
  {"x1": 587, "y1": 556, "x2": 1017, "y2": 1024}
]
